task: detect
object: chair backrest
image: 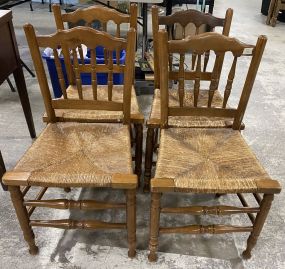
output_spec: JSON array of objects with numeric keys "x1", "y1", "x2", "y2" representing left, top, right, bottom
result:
[
  {"x1": 24, "y1": 24, "x2": 136, "y2": 124},
  {"x1": 52, "y1": 4, "x2": 137, "y2": 66},
  {"x1": 52, "y1": 4, "x2": 137, "y2": 31},
  {"x1": 158, "y1": 30, "x2": 267, "y2": 130},
  {"x1": 152, "y1": 6, "x2": 233, "y2": 88}
]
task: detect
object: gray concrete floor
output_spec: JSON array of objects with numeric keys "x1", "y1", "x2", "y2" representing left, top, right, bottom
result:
[{"x1": 0, "y1": 1, "x2": 285, "y2": 268}]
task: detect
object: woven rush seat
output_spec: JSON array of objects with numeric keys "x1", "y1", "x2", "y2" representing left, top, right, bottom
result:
[
  {"x1": 43, "y1": 85, "x2": 143, "y2": 123},
  {"x1": 11, "y1": 122, "x2": 133, "y2": 187},
  {"x1": 147, "y1": 89, "x2": 231, "y2": 128},
  {"x1": 154, "y1": 128, "x2": 272, "y2": 193}
]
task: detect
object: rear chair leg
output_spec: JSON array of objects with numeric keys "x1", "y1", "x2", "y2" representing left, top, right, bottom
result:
[
  {"x1": 9, "y1": 186, "x2": 38, "y2": 255},
  {"x1": 148, "y1": 192, "x2": 161, "y2": 262},
  {"x1": 242, "y1": 194, "x2": 274, "y2": 259},
  {"x1": 127, "y1": 189, "x2": 136, "y2": 258},
  {"x1": 134, "y1": 124, "x2": 143, "y2": 183},
  {"x1": 144, "y1": 128, "x2": 155, "y2": 192}
]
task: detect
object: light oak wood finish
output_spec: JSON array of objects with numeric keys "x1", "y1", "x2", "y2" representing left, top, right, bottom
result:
[
  {"x1": 8, "y1": 186, "x2": 38, "y2": 255},
  {"x1": 148, "y1": 31, "x2": 281, "y2": 261},
  {"x1": 4, "y1": 24, "x2": 138, "y2": 257},
  {"x1": 144, "y1": 7, "x2": 233, "y2": 191},
  {"x1": 52, "y1": 4, "x2": 143, "y2": 180},
  {"x1": 148, "y1": 192, "x2": 161, "y2": 262},
  {"x1": 24, "y1": 199, "x2": 126, "y2": 210},
  {"x1": 158, "y1": 31, "x2": 265, "y2": 130}
]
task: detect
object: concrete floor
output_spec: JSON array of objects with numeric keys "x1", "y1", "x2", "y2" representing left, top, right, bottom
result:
[{"x1": 0, "y1": 1, "x2": 285, "y2": 268}]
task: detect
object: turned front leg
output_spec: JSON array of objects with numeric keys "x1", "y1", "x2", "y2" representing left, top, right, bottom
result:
[
  {"x1": 126, "y1": 189, "x2": 136, "y2": 258},
  {"x1": 148, "y1": 192, "x2": 161, "y2": 262},
  {"x1": 144, "y1": 128, "x2": 155, "y2": 192},
  {"x1": 242, "y1": 194, "x2": 274, "y2": 259},
  {"x1": 9, "y1": 186, "x2": 38, "y2": 255}
]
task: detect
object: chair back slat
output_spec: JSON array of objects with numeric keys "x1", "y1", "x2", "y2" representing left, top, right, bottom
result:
[
  {"x1": 223, "y1": 56, "x2": 238, "y2": 108},
  {"x1": 90, "y1": 48, "x2": 98, "y2": 100},
  {"x1": 191, "y1": 53, "x2": 197, "y2": 70},
  {"x1": 203, "y1": 51, "x2": 210, "y2": 72},
  {"x1": 102, "y1": 22, "x2": 108, "y2": 64},
  {"x1": 116, "y1": 24, "x2": 121, "y2": 66},
  {"x1": 178, "y1": 53, "x2": 185, "y2": 107},
  {"x1": 24, "y1": 24, "x2": 136, "y2": 124},
  {"x1": 72, "y1": 48, "x2": 84, "y2": 100},
  {"x1": 208, "y1": 54, "x2": 221, "y2": 107},
  {"x1": 158, "y1": 30, "x2": 267, "y2": 130},
  {"x1": 77, "y1": 45, "x2": 85, "y2": 66},
  {"x1": 193, "y1": 54, "x2": 202, "y2": 107},
  {"x1": 107, "y1": 50, "x2": 114, "y2": 101},
  {"x1": 53, "y1": 48, "x2": 68, "y2": 99}
]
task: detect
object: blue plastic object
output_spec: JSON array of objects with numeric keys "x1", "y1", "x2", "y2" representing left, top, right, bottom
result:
[{"x1": 42, "y1": 46, "x2": 126, "y2": 98}]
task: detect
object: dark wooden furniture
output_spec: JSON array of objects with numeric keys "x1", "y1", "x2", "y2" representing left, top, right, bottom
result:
[
  {"x1": 0, "y1": 10, "x2": 36, "y2": 138},
  {"x1": 148, "y1": 31, "x2": 281, "y2": 262},
  {"x1": 3, "y1": 25, "x2": 137, "y2": 257}
]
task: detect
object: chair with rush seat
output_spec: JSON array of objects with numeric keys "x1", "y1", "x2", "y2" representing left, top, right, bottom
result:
[
  {"x1": 52, "y1": 4, "x2": 144, "y2": 181},
  {"x1": 144, "y1": 7, "x2": 233, "y2": 191},
  {"x1": 3, "y1": 25, "x2": 137, "y2": 258},
  {"x1": 148, "y1": 30, "x2": 281, "y2": 261}
]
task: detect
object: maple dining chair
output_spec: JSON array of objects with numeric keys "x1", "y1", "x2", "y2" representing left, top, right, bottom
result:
[
  {"x1": 51, "y1": 4, "x2": 144, "y2": 181},
  {"x1": 148, "y1": 30, "x2": 281, "y2": 261},
  {"x1": 3, "y1": 25, "x2": 137, "y2": 258},
  {"x1": 144, "y1": 6, "x2": 233, "y2": 191}
]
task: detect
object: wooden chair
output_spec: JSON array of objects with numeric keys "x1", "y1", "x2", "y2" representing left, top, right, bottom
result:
[
  {"x1": 3, "y1": 25, "x2": 137, "y2": 258},
  {"x1": 144, "y1": 7, "x2": 233, "y2": 191},
  {"x1": 266, "y1": 0, "x2": 285, "y2": 26},
  {"x1": 51, "y1": 4, "x2": 144, "y2": 180},
  {"x1": 148, "y1": 31, "x2": 281, "y2": 261}
]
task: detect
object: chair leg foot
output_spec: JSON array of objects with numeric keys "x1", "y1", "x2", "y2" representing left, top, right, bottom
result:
[
  {"x1": 128, "y1": 249, "x2": 136, "y2": 258},
  {"x1": 242, "y1": 249, "x2": 251, "y2": 259},
  {"x1": 270, "y1": 18, "x2": 277, "y2": 26},
  {"x1": 144, "y1": 128, "x2": 155, "y2": 192},
  {"x1": 127, "y1": 189, "x2": 136, "y2": 258},
  {"x1": 148, "y1": 192, "x2": 161, "y2": 262},
  {"x1": 243, "y1": 194, "x2": 274, "y2": 259},
  {"x1": 29, "y1": 245, "x2": 39, "y2": 255},
  {"x1": 9, "y1": 186, "x2": 38, "y2": 255},
  {"x1": 148, "y1": 252, "x2": 158, "y2": 262}
]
